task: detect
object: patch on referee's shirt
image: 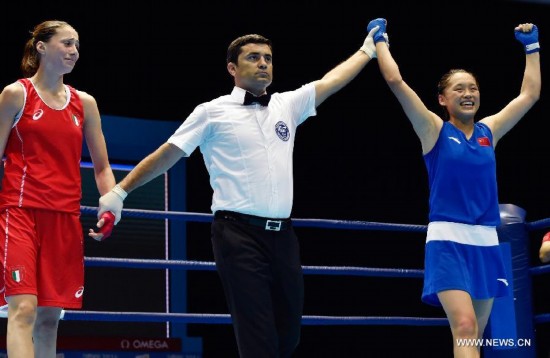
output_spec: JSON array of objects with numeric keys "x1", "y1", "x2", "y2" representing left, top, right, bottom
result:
[{"x1": 275, "y1": 121, "x2": 290, "y2": 141}]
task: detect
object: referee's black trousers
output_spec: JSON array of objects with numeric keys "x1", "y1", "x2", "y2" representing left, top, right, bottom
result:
[{"x1": 211, "y1": 213, "x2": 304, "y2": 358}]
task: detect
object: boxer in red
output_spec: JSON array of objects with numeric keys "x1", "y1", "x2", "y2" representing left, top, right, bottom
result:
[{"x1": 0, "y1": 20, "x2": 115, "y2": 356}]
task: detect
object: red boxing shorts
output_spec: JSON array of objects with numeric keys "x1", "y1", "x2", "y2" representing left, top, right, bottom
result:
[{"x1": 0, "y1": 207, "x2": 84, "y2": 308}]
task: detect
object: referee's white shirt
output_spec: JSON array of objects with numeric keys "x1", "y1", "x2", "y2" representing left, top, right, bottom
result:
[{"x1": 168, "y1": 84, "x2": 316, "y2": 219}]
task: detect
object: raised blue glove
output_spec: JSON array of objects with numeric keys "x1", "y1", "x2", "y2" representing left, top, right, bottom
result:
[
  {"x1": 515, "y1": 24, "x2": 539, "y2": 54},
  {"x1": 367, "y1": 18, "x2": 387, "y2": 43}
]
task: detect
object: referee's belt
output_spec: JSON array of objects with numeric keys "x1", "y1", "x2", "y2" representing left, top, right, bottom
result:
[{"x1": 214, "y1": 211, "x2": 291, "y2": 231}]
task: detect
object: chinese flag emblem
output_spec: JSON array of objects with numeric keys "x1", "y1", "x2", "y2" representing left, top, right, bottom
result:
[{"x1": 477, "y1": 137, "x2": 490, "y2": 146}]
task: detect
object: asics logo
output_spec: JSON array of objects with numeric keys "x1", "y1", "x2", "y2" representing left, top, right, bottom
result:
[
  {"x1": 74, "y1": 286, "x2": 84, "y2": 298},
  {"x1": 32, "y1": 109, "x2": 44, "y2": 120},
  {"x1": 497, "y1": 278, "x2": 509, "y2": 286},
  {"x1": 448, "y1": 136, "x2": 461, "y2": 144}
]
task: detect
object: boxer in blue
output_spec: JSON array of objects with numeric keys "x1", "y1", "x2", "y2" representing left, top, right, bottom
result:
[{"x1": 372, "y1": 18, "x2": 541, "y2": 357}]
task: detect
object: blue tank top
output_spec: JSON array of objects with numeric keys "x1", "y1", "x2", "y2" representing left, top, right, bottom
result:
[{"x1": 423, "y1": 122, "x2": 501, "y2": 226}]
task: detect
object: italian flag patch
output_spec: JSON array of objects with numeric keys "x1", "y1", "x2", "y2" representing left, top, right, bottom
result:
[{"x1": 11, "y1": 270, "x2": 21, "y2": 283}]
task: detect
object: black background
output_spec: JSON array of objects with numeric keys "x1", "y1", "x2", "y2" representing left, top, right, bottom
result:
[{"x1": 2, "y1": 0, "x2": 550, "y2": 356}]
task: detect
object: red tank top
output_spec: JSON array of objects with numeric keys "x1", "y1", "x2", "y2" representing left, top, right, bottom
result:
[{"x1": 0, "y1": 78, "x2": 84, "y2": 214}]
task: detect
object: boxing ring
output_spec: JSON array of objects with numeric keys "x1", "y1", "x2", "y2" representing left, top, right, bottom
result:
[
  {"x1": 53, "y1": 203, "x2": 549, "y2": 357},
  {"x1": 25, "y1": 117, "x2": 543, "y2": 357}
]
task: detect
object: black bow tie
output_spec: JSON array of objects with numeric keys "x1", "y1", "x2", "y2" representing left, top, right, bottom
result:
[{"x1": 243, "y1": 92, "x2": 271, "y2": 106}]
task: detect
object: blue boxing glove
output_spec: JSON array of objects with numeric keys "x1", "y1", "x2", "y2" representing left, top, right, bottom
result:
[
  {"x1": 367, "y1": 18, "x2": 387, "y2": 43},
  {"x1": 515, "y1": 24, "x2": 540, "y2": 54}
]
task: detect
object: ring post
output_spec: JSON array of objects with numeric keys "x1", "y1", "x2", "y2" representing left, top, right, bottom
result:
[{"x1": 484, "y1": 204, "x2": 536, "y2": 357}]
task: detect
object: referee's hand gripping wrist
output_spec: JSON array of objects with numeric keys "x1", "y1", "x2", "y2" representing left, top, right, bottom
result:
[
  {"x1": 360, "y1": 26, "x2": 379, "y2": 58},
  {"x1": 98, "y1": 184, "x2": 127, "y2": 225}
]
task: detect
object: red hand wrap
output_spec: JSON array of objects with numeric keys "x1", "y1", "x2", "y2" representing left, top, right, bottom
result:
[
  {"x1": 98, "y1": 212, "x2": 115, "y2": 241},
  {"x1": 542, "y1": 232, "x2": 550, "y2": 243}
]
